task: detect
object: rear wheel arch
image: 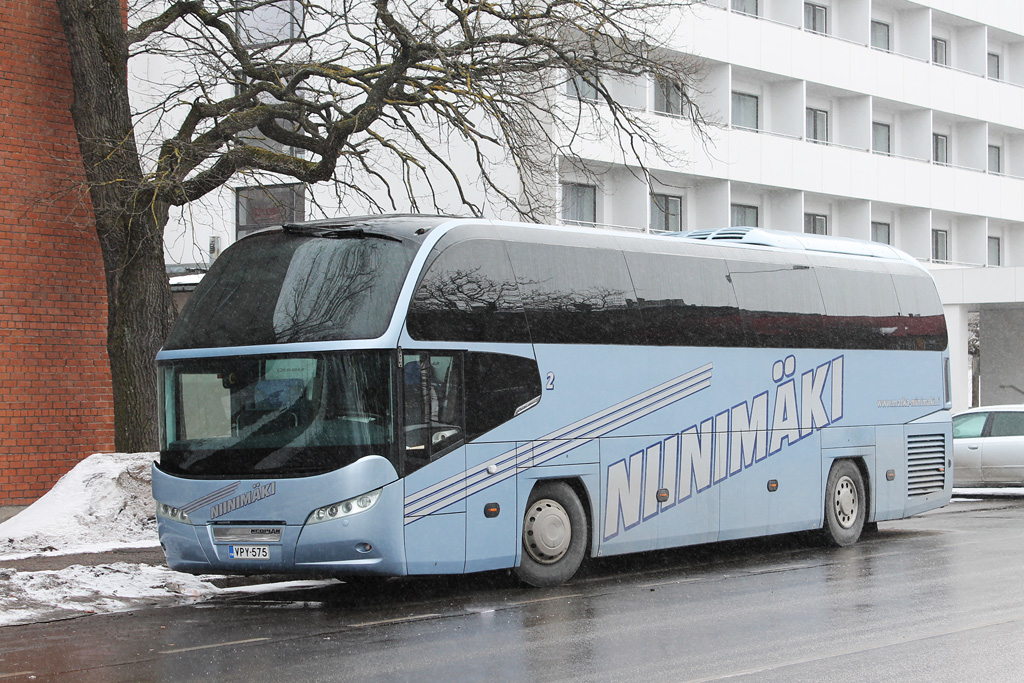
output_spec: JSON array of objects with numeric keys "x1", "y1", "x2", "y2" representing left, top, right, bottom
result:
[
  {"x1": 822, "y1": 457, "x2": 869, "y2": 546},
  {"x1": 515, "y1": 478, "x2": 592, "y2": 587}
]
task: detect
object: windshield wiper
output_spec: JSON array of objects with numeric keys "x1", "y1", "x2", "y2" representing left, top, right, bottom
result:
[{"x1": 282, "y1": 224, "x2": 402, "y2": 242}]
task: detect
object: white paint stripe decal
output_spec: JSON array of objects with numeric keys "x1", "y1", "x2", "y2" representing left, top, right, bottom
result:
[
  {"x1": 181, "y1": 482, "x2": 240, "y2": 514},
  {"x1": 404, "y1": 363, "x2": 712, "y2": 522},
  {"x1": 402, "y1": 363, "x2": 712, "y2": 508},
  {"x1": 404, "y1": 369, "x2": 711, "y2": 517},
  {"x1": 405, "y1": 376, "x2": 711, "y2": 518}
]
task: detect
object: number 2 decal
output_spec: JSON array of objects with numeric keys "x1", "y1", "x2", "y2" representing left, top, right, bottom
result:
[{"x1": 545, "y1": 372, "x2": 555, "y2": 390}]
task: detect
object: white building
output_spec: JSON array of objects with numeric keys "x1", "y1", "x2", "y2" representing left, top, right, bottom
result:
[{"x1": 160, "y1": 0, "x2": 1024, "y2": 412}]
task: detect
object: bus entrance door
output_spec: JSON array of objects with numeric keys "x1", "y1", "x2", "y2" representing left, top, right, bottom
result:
[
  {"x1": 403, "y1": 446, "x2": 466, "y2": 574},
  {"x1": 464, "y1": 441, "x2": 519, "y2": 573}
]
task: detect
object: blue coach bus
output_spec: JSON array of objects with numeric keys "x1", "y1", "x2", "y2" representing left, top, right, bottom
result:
[{"x1": 152, "y1": 216, "x2": 952, "y2": 587}]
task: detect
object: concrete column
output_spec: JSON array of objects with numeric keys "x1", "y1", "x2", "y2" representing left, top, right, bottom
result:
[
  {"x1": 944, "y1": 303, "x2": 971, "y2": 413},
  {"x1": 979, "y1": 307, "x2": 1024, "y2": 405}
]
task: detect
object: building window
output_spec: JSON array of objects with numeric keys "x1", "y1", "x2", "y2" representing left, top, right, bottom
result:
[
  {"x1": 932, "y1": 37, "x2": 948, "y2": 66},
  {"x1": 654, "y1": 78, "x2": 686, "y2": 117},
  {"x1": 804, "y1": 3, "x2": 827, "y2": 34},
  {"x1": 731, "y1": 92, "x2": 759, "y2": 130},
  {"x1": 871, "y1": 21, "x2": 890, "y2": 51},
  {"x1": 933, "y1": 133, "x2": 949, "y2": 165},
  {"x1": 988, "y1": 53, "x2": 1001, "y2": 80},
  {"x1": 989, "y1": 145, "x2": 1002, "y2": 173},
  {"x1": 731, "y1": 203, "x2": 759, "y2": 227},
  {"x1": 567, "y1": 72, "x2": 598, "y2": 101},
  {"x1": 804, "y1": 213, "x2": 828, "y2": 235},
  {"x1": 872, "y1": 122, "x2": 891, "y2": 154},
  {"x1": 651, "y1": 194, "x2": 683, "y2": 232},
  {"x1": 562, "y1": 183, "x2": 597, "y2": 225},
  {"x1": 732, "y1": 0, "x2": 757, "y2": 16},
  {"x1": 806, "y1": 108, "x2": 828, "y2": 143},
  {"x1": 871, "y1": 221, "x2": 891, "y2": 245},
  {"x1": 236, "y1": 184, "x2": 304, "y2": 239},
  {"x1": 932, "y1": 229, "x2": 948, "y2": 262},
  {"x1": 989, "y1": 237, "x2": 1001, "y2": 266},
  {"x1": 237, "y1": 0, "x2": 304, "y2": 47}
]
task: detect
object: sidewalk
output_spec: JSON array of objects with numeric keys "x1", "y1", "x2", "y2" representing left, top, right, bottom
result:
[{"x1": 0, "y1": 546, "x2": 167, "y2": 573}]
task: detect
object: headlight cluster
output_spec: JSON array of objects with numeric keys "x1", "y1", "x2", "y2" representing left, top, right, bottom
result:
[
  {"x1": 156, "y1": 502, "x2": 191, "y2": 524},
  {"x1": 306, "y1": 488, "x2": 382, "y2": 525}
]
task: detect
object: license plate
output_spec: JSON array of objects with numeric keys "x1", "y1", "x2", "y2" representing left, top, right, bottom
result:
[{"x1": 228, "y1": 545, "x2": 269, "y2": 560}]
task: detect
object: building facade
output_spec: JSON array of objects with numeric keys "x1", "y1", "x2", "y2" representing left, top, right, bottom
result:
[
  {"x1": 163, "y1": 0, "x2": 1024, "y2": 413},
  {"x1": 0, "y1": 0, "x2": 115, "y2": 509}
]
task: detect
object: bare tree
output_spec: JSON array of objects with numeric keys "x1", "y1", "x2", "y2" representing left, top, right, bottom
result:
[{"x1": 55, "y1": 0, "x2": 706, "y2": 450}]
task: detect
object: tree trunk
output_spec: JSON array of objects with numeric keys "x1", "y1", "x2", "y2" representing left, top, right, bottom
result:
[
  {"x1": 105, "y1": 204, "x2": 175, "y2": 453},
  {"x1": 57, "y1": 0, "x2": 176, "y2": 452}
]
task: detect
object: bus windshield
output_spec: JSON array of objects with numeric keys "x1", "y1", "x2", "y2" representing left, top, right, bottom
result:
[
  {"x1": 164, "y1": 231, "x2": 418, "y2": 350},
  {"x1": 158, "y1": 351, "x2": 395, "y2": 478}
]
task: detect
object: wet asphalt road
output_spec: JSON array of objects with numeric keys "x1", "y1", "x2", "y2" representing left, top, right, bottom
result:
[{"x1": 3, "y1": 495, "x2": 1024, "y2": 682}]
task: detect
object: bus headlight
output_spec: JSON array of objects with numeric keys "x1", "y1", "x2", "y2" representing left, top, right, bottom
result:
[
  {"x1": 306, "y1": 488, "x2": 382, "y2": 525},
  {"x1": 156, "y1": 502, "x2": 191, "y2": 524}
]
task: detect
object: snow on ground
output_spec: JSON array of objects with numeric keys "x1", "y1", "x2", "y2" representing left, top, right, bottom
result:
[
  {"x1": 0, "y1": 562, "x2": 221, "y2": 627},
  {"x1": 0, "y1": 453, "x2": 334, "y2": 628},
  {"x1": 0, "y1": 453, "x2": 226, "y2": 627},
  {"x1": 1, "y1": 452, "x2": 1022, "y2": 628},
  {"x1": 0, "y1": 452, "x2": 160, "y2": 560}
]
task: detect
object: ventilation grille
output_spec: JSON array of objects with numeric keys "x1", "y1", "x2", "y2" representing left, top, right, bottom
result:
[
  {"x1": 907, "y1": 433, "x2": 947, "y2": 497},
  {"x1": 681, "y1": 228, "x2": 752, "y2": 241}
]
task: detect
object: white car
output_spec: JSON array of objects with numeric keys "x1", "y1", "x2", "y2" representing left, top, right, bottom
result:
[{"x1": 952, "y1": 405, "x2": 1024, "y2": 487}]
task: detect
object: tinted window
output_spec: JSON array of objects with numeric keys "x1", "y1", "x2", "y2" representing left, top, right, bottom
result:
[
  {"x1": 990, "y1": 412, "x2": 1024, "y2": 438},
  {"x1": 727, "y1": 258, "x2": 828, "y2": 348},
  {"x1": 504, "y1": 241, "x2": 642, "y2": 345},
  {"x1": 465, "y1": 352, "x2": 542, "y2": 441},
  {"x1": 402, "y1": 351, "x2": 464, "y2": 474},
  {"x1": 407, "y1": 239, "x2": 530, "y2": 343},
  {"x1": 953, "y1": 413, "x2": 988, "y2": 439},
  {"x1": 624, "y1": 249, "x2": 745, "y2": 347},
  {"x1": 891, "y1": 271, "x2": 948, "y2": 351},
  {"x1": 166, "y1": 232, "x2": 417, "y2": 349},
  {"x1": 814, "y1": 267, "x2": 902, "y2": 349}
]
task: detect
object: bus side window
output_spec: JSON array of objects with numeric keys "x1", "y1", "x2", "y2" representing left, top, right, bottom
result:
[
  {"x1": 403, "y1": 351, "x2": 464, "y2": 475},
  {"x1": 464, "y1": 352, "x2": 542, "y2": 441},
  {"x1": 504, "y1": 240, "x2": 642, "y2": 345},
  {"x1": 407, "y1": 239, "x2": 530, "y2": 344}
]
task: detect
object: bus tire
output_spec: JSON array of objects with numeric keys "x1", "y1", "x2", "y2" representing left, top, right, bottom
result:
[
  {"x1": 515, "y1": 481, "x2": 588, "y2": 587},
  {"x1": 822, "y1": 459, "x2": 866, "y2": 546}
]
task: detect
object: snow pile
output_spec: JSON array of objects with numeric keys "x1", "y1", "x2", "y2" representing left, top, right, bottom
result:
[
  {"x1": 0, "y1": 452, "x2": 332, "y2": 627},
  {"x1": 0, "y1": 563, "x2": 219, "y2": 626},
  {"x1": 0, "y1": 452, "x2": 225, "y2": 627},
  {"x1": 0, "y1": 452, "x2": 160, "y2": 560}
]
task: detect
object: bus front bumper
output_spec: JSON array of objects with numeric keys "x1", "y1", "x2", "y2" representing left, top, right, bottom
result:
[{"x1": 157, "y1": 483, "x2": 408, "y2": 577}]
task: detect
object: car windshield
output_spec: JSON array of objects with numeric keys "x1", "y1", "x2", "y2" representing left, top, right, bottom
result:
[
  {"x1": 163, "y1": 231, "x2": 418, "y2": 350},
  {"x1": 158, "y1": 351, "x2": 395, "y2": 477}
]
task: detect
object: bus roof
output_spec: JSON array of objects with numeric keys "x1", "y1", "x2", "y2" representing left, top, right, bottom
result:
[
  {"x1": 674, "y1": 226, "x2": 913, "y2": 262},
  {"x1": 254, "y1": 216, "x2": 917, "y2": 265}
]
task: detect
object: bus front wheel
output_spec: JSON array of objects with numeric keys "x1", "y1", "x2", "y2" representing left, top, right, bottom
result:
[
  {"x1": 515, "y1": 481, "x2": 588, "y2": 587},
  {"x1": 822, "y1": 459, "x2": 866, "y2": 546}
]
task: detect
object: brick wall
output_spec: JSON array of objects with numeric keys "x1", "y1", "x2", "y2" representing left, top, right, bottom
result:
[{"x1": 0, "y1": 0, "x2": 116, "y2": 505}]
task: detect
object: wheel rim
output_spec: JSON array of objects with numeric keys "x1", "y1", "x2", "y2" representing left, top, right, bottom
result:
[
  {"x1": 832, "y1": 474, "x2": 859, "y2": 529},
  {"x1": 523, "y1": 498, "x2": 572, "y2": 564}
]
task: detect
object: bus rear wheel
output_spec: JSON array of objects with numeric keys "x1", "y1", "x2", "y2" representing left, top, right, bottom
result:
[
  {"x1": 822, "y1": 459, "x2": 866, "y2": 546},
  {"x1": 515, "y1": 481, "x2": 588, "y2": 587}
]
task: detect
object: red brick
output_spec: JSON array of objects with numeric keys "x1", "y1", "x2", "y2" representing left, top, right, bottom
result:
[{"x1": 0, "y1": 0, "x2": 115, "y2": 506}]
